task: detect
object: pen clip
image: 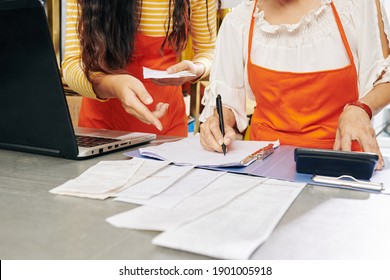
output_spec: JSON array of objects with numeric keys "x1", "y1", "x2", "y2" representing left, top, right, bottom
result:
[
  {"x1": 240, "y1": 143, "x2": 274, "y2": 165},
  {"x1": 312, "y1": 175, "x2": 384, "y2": 192}
]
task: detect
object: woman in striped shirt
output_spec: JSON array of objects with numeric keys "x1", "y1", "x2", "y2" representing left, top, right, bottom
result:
[{"x1": 62, "y1": 0, "x2": 220, "y2": 136}]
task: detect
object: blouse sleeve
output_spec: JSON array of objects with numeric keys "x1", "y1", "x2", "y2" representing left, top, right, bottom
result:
[
  {"x1": 190, "y1": 0, "x2": 219, "y2": 79},
  {"x1": 354, "y1": 0, "x2": 390, "y2": 96},
  {"x1": 199, "y1": 9, "x2": 250, "y2": 132},
  {"x1": 61, "y1": 0, "x2": 100, "y2": 100}
]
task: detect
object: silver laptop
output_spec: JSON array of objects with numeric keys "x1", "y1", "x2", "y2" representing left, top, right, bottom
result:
[{"x1": 0, "y1": 0, "x2": 156, "y2": 159}]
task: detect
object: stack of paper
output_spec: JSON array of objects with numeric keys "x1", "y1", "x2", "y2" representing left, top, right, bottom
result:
[
  {"x1": 152, "y1": 179, "x2": 304, "y2": 259},
  {"x1": 50, "y1": 136, "x2": 305, "y2": 259},
  {"x1": 49, "y1": 158, "x2": 170, "y2": 199},
  {"x1": 107, "y1": 173, "x2": 305, "y2": 259}
]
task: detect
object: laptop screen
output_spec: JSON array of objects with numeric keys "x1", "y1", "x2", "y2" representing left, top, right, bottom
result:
[{"x1": 0, "y1": 0, "x2": 79, "y2": 158}]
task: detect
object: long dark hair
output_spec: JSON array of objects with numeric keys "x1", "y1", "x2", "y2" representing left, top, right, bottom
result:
[{"x1": 77, "y1": 0, "x2": 221, "y2": 81}]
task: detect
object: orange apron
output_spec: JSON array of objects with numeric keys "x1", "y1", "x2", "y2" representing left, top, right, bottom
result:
[
  {"x1": 248, "y1": 0, "x2": 360, "y2": 150},
  {"x1": 78, "y1": 33, "x2": 188, "y2": 137}
]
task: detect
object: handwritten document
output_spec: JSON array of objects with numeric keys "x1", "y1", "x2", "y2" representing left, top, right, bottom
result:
[
  {"x1": 136, "y1": 135, "x2": 280, "y2": 167},
  {"x1": 153, "y1": 179, "x2": 305, "y2": 259}
]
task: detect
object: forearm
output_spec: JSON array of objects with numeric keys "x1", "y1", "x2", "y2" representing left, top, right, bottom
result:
[
  {"x1": 62, "y1": 59, "x2": 98, "y2": 99},
  {"x1": 358, "y1": 1, "x2": 390, "y2": 116},
  {"x1": 359, "y1": 82, "x2": 390, "y2": 116}
]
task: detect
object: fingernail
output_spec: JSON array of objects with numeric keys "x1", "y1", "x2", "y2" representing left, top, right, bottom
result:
[
  {"x1": 155, "y1": 122, "x2": 163, "y2": 131},
  {"x1": 218, "y1": 139, "x2": 223, "y2": 146},
  {"x1": 145, "y1": 97, "x2": 153, "y2": 104}
]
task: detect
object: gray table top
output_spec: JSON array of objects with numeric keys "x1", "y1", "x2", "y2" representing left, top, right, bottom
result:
[{"x1": 1, "y1": 142, "x2": 390, "y2": 260}]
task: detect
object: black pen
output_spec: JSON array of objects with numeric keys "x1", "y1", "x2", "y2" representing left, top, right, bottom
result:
[{"x1": 216, "y1": 94, "x2": 227, "y2": 155}]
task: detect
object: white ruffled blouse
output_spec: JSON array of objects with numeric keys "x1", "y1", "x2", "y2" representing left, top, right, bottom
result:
[{"x1": 199, "y1": 0, "x2": 390, "y2": 133}]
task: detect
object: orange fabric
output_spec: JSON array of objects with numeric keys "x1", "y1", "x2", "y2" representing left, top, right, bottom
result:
[
  {"x1": 248, "y1": 1, "x2": 360, "y2": 150},
  {"x1": 78, "y1": 33, "x2": 188, "y2": 137}
]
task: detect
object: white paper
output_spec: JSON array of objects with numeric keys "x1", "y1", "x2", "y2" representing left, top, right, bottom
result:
[
  {"x1": 101, "y1": 158, "x2": 171, "y2": 198},
  {"x1": 49, "y1": 158, "x2": 144, "y2": 199},
  {"x1": 106, "y1": 173, "x2": 265, "y2": 231},
  {"x1": 114, "y1": 165, "x2": 194, "y2": 199},
  {"x1": 120, "y1": 159, "x2": 171, "y2": 189},
  {"x1": 252, "y1": 189, "x2": 390, "y2": 259},
  {"x1": 143, "y1": 67, "x2": 196, "y2": 79},
  {"x1": 135, "y1": 135, "x2": 279, "y2": 167},
  {"x1": 153, "y1": 179, "x2": 305, "y2": 259},
  {"x1": 115, "y1": 169, "x2": 226, "y2": 208}
]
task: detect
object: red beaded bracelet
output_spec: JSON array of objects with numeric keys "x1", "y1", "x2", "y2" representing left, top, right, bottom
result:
[{"x1": 344, "y1": 100, "x2": 372, "y2": 120}]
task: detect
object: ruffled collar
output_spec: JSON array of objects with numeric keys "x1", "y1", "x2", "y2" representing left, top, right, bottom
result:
[{"x1": 250, "y1": 0, "x2": 332, "y2": 33}]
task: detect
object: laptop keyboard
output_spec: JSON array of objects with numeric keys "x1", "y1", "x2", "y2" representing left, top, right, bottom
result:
[{"x1": 76, "y1": 135, "x2": 118, "y2": 147}]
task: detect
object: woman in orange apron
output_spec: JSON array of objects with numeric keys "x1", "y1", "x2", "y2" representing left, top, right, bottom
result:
[
  {"x1": 247, "y1": 1, "x2": 358, "y2": 150},
  {"x1": 78, "y1": 33, "x2": 189, "y2": 136},
  {"x1": 199, "y1": 0, "x2": 390, "y2": 169},
  {"x1": 63, "y1": 0, "x2": 220, "y2": 137}
]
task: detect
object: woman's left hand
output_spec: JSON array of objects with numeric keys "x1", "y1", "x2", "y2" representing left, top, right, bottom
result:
[
  {"x1": 151, "y1": 60, "x2": 205, "y2": 86},
  {"x1": 333, "y1": 105, "x2": 384, "y2": 170}
]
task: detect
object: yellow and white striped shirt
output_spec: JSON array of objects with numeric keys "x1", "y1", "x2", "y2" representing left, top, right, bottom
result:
[{"x1": 62, "y1": 0, "x2": 218, "y2": 99}]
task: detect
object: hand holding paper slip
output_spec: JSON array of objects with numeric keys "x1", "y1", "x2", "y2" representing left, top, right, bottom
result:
[
  {"x1": 136, "y1": 135, "x2": 280, "y2": 167},
  {"x1": 143, "y1": 67, "x2": 196, "y2": 79}
]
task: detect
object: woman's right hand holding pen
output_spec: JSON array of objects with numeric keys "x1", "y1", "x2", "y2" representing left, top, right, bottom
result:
[
  {"x1": 91, "y1": 74, "x2": 169, "y2": 131},
  {"x1": 200, "y1": 106, "x2": 237, "y2": 153}
]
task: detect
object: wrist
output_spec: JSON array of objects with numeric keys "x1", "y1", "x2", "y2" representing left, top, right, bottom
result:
[
  {"x1": 91, "y1": 73, "x2": 109, "y2": 99},
  {"x1": 92, "y1": 73, "x2": 124, "y2": 100},
  {"x1": 190, "y1": 62, "x2": 206, "y2": 83},
  {"x1": 195, "y1": 63, "x2": 205, "y2": 77},
  {"x1": 213, "y1": 106, "x2": 235, "y2": 127},
  {"x1": 344, "y1": 100, "x2": 373, "y2": 120}
]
